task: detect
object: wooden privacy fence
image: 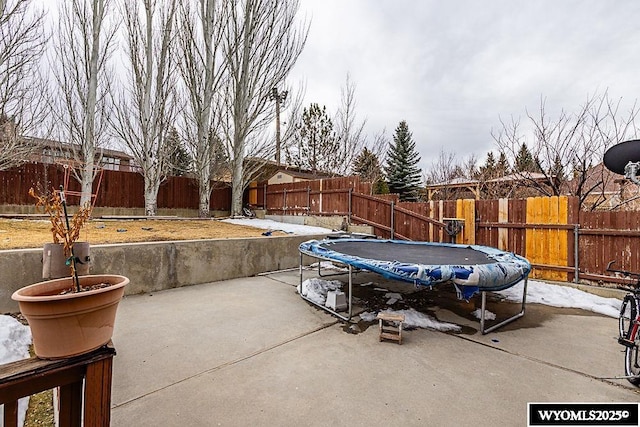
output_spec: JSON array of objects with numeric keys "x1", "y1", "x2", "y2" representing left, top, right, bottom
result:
[
  {"x1": 264, "y1": 176, "x2": 372, "y2": 216},
  {"x1": 266, "y1": 181, "x2": 640, "y2": 285},
  {"x1": 0, "y1": 163, "x2": 231, "y2": 211}
]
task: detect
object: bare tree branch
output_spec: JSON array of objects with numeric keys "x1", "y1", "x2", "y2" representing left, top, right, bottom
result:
[
  {"x1": 221, "y1": 0, "x2": 309, "y2": 216},
  {"x1": 50, "y1": 0, "x2": 117, "y2": 205},
  {"x1": 492, "y1": 91, "x2": 639, "y2": 209},
  {"x1": 175, "y1": 0, "x2": 228, "y2": 218},
  {"x1": 334, "y1": 72, "x2": 367, "y2": 175},
  {"x1": 0, "y1": 0, "x2": 47, "y2": 170},
  {"x1": 110, "y1": 0, "x2": 178, "y2": 216}
]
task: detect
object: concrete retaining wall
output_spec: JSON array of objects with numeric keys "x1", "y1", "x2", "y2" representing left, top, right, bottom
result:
[{"x1": 0, "y1": 234, "x2": 326, "y2": 313}]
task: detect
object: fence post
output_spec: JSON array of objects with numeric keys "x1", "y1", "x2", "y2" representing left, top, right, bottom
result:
[
  {"x1": 283, "y1": 189, "x2": 287, "y2": 214},
  {"x1": 307, "y1": 187, "x2": 311, "y2": 216},
  {"x1": 348, "y1": 188, "x2": 352, "y2": 223},
  {"x1": 390, "y1": 201, "x2": 395, "y2": 239},
  {"x1": 574, "y1": 224, "x2": 580, "y2": 283}
]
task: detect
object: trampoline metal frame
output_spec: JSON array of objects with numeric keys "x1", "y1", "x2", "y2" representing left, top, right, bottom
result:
[{"x1": 299, "y1": 251, "x2": 529, "y2": 334}]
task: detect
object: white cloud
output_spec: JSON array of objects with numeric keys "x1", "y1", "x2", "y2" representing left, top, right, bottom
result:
[{"x1": 292, "y1": 0, "x2": 640, "y2": 170}]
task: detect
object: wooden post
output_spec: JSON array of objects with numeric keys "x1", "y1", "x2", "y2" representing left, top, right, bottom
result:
[
  {"x1": 0, "y1": 343, "x2": 116, "y2": 427},
  {"x1": 498, "y1": 198, "x2": 509, "y2": 251}
]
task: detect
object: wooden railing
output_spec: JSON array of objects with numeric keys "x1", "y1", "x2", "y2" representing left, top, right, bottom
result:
[{"x1": 0, "y1": 343, "x2": 115, "y2": 427}]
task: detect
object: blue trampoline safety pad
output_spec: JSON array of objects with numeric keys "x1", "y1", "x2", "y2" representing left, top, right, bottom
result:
[{"x1": 299, "y1": 239, "x2": 531, "y2": 297}]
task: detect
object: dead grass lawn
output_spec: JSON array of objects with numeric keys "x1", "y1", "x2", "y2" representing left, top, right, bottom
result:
[{"x1": 0, "y1": 218, "x2": 284, "y2": 250}]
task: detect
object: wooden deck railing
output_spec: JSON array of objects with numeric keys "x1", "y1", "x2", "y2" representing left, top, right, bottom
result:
[{"x1": 0, "y1": 343, "x2": 115, "y2": 427}]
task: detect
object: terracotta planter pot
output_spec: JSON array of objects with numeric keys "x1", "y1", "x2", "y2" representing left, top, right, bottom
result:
[{"x1": 12, "y1": 274, "x2": 129, "y2": 359}]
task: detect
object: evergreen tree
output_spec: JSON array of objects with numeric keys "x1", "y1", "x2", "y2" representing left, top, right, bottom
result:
[
  {"x1": 550, "y1": 153, "x2": 565, "y2": 182},
  {"x1": 496, "y1": 151, "x2": 510, "y2": 177},
  {"x1": 353, "y1": 147, "x2": 386, "y2": 194},
  {"x1": 479, "y1": 151, "x2": 497, "y2": 179},
  {"x1": 384, "y1": 120, "x2": 422, "y2": 201},
  {"x1": 287, "y1": 103, "x2": 339, "y2": 175},
  {"x1": 353, "y1": 147, "x2": 382, "y2": 181},
  {"x1": 166, "y1": 128, "x2": 193, "y2": 176},
  {"x1": 514, "y1": 143, "x2": 539, "y2": 173}
]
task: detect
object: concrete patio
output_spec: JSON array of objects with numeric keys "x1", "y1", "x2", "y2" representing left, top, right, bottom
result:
[{"x1": 109, "y1": 269, "x2": 639, "y2": 426}]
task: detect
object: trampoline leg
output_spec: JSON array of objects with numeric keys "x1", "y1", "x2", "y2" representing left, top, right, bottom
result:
[
  {"x1": 299, "y1": 252, "x2": 303, "y2": 287},
  {"x1": 480, "y1": 276, "x2": 528, "y2": 335},
  {"x1": 348, "y1": 265, "x2": 353, "y2": 320}
]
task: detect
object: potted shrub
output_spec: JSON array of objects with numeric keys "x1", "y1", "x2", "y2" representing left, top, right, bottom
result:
[
  {"x1": 29, "y1": 187, "x2": 91, "y2": 279},
  {"x1": 11, "y1": 187, "x2": 129, "y2": 359}
]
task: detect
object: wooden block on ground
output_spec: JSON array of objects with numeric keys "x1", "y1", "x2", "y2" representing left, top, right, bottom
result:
[{"x1": 376, "y1": 313, "x2": 405, "y2": 344}]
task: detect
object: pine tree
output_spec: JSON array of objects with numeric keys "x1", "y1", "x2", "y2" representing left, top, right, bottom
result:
[
  {"x1": 514, "y1": 143, "x2": 539, "y2": 173},
  {"x1": 353, "y1": 147, "x2": 381, "y2": 181},
  {"x1": 166, "y1": 128, "x2": 193, "y2": 176},
  {"x1": 550, "y1": 153, "x2": 564, "y2": 182},
  {"x1": 384, "y1": 120, "x2": 422, "y2": 201},
  {"x1": 479, "y1": 151, "x2": 497, "y2": 179},
  {"x1": 353, "y1": 147, "x2": 386, "y2": 194},
  {"x1": 288, "y1": 103, "x2": 338, "y2": 175},
  {"x1": 496, "y1": 151, "x2": 510, "y2": 177}
]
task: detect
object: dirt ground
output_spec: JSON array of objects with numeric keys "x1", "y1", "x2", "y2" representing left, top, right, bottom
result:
[{"x1": 0, "y1": 218, "x2": 285, "y2": 250}]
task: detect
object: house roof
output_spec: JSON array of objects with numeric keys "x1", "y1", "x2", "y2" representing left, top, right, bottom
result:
[
  {"x1": 487, "y1": 172, "x2": 549, "y2": 183},
  {"x1": 426, "y1": 177, "x2": 479, "y2": 188},
  {"x1": 244, "y1": 157, "x2": 336, "y2": 182},
  {"x1": 427, "y1": 172, "x2": 552, "y2": 188},
  {"x1": 24, "y1": 136, "x2": 134, "y2": 160},
  {"x1": 271, "y1": 169, "x2": 331, "y2": 180}
]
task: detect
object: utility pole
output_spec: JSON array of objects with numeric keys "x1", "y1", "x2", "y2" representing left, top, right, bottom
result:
[{"x1": 269, "y1": 87, "x2": 288, "y2": 165}]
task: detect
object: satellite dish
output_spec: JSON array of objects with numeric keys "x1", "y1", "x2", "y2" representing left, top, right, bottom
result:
[{"x1": 603, "y1": 139, "x2": 640, "y2": 175}]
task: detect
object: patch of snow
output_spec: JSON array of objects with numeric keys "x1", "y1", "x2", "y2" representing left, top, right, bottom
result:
[
  {"x1": 359, "y1": 311, "x2": 377, "y2": 322},
  {"x1": 221, "y1": 218, "x2": 334, "y2": 235},
  {"x1": 382, "y1": 309, "x2": 462, "y2": 332},
  {"x1": 497, "y1": 280, "x2": 621, "y2": 318},
  {"x1": 373, "y1": 287, "x2": 388, "y2": 292},
  {"x1": 386, "y1": 298, "x2": 398, "y2": 305},
  {"x1": 0, "y1": 315, "x2": 32, "y2": 427},
  {"x1": 385, "y1": 292, "x2": 402, "y2": 300},
  {"x1": 471, "y1": 309, "x2": 496, "y2": 321}
]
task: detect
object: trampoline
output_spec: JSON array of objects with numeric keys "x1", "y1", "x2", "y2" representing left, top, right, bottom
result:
[{"x1": 298, "y1": 238, "x2": 532, "y2": 334}]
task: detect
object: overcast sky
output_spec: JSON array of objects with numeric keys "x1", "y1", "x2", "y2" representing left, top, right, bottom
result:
[{"x1": 290, "y1": 0, "x2": 640, "y2": 171}]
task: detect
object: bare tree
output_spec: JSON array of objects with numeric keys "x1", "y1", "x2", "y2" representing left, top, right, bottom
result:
[
  {"x1": 0, "y1": 0, "x2": 47, "y2": 170},
  {"x1": 50, "y1": 0, "x2": 117, "y2": 205},
  {"x1": 493, "y1": 92, "x2": 638, "y2": 209},
  {"x1": 334, "y1": 73, "x2": 367, "y2": 175},
  {"x1": 175, "y1": 0, "x2": 227, "y2": 218},
  {"x1": 110, "y1": 0, "x2": 178, "y2": 216},
  {"x1": 271, "y1": 79, "x2": 305, "y2": 164},
  {"x1": 221, "y1": 0, "x2": 309, "y2": 216},
  {"x1": 423, "y1": 149, "x2": 477, "y2": 200},
  {"x1": 369, "y1": 128, "x2": 389, "y2": 164}
]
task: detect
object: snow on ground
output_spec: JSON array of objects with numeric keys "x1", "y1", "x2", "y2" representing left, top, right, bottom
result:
[
  {"x1": 358, "y1": 309, "x2": 461, "y2": 332},
  {"x1": 497, "y1": 280, "x2": 621, "y2": 318},
  {"x1": 472, "y1": 308, "x2": 496, "y2": 321},
  {"x1": 222, "y1": 218, "x2": 334, "y2": 235},
  {"x1": 0, "y1": 315, "x2": 32, "y2": 427},
  {"x1": 297, "y1": 277, "x2": 624, "y2": 332},
  {"x1": 385, "y1": 309, "x2": 462, "y2": 332}
]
